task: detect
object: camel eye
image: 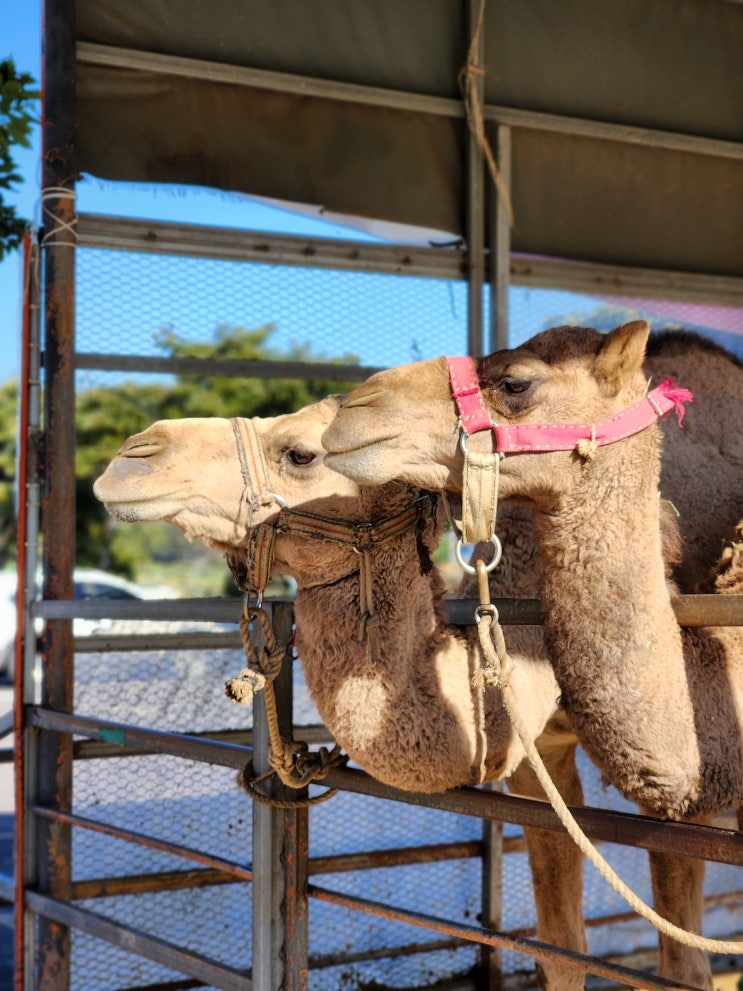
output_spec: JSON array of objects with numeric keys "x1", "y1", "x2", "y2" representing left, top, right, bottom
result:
[
  {"x1": 502, "y1": 378, "x2": 533, "y2": 396},
  {"x1": 287, "y1": 449, "x2": 316, "y2": 467}
]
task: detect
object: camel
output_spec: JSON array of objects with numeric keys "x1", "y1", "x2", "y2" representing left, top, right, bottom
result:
[
  {"x1": 93, "y1": 399, "x2": 594, "y2": 991},
  {"x1": 322, "y1": 322, "x2": 743, "y2": 986}
]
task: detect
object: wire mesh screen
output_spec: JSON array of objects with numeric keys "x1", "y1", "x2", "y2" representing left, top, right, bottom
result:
[
  {"x1": 508, "y1": 285, "x2": 743, "y2": 359},
  {"x1": 76, "y1": 246, "x2": 470, "y2": 382},
  {"x1": 65, "y1": 236, "x2": 743, "y2": 990}
]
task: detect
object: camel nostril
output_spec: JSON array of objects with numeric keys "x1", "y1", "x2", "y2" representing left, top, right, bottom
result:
[
  {"x1": 341, "y1": 389, "x2": 386, "y2": 409},
  {"x1": 119, "y1": 440, "x2": 162, "y2": 458}
]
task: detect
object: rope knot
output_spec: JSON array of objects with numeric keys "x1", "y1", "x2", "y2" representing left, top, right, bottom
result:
[
  {"x1": 575, "y1": 424, "x2": 598, "y2": 463},
  {"x1": 225, "y1": 667, "x2": 267, "y2": 706}
]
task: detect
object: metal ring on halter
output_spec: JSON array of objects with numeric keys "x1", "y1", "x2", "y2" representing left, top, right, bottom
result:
[
  {"x1": 474, "y1": 602, "x2": 498, "y2": 625},
  {"x1": 459, "y1": 426, "x2": 505, "y2": 460},
  {"x1": 455, "y1": 534, "x2": 503, "y2": 574},
  {"x1": 267, "y1": 493, "x2": 288, "y2": 509}
]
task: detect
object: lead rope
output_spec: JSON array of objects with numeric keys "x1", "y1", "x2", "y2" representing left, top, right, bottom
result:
[
  {"x1": 226, "y1": 602, "x2": 346, "y2": 808},
  {"x1": 472, "y1": 559, "x2": 743, "y2": 954}
]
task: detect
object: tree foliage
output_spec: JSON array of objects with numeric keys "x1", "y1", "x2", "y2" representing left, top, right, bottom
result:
[{"x1": 0, "y1": 58, "x2": 39, "y2": 260}]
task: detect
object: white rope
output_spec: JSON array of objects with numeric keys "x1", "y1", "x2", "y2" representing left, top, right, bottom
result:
[
  {"x1": 40, "y1": 187, "x2": 77, "y2": 248},
  {"x1": 474, "y1": 595, "x2": 743, "y2": 954}
]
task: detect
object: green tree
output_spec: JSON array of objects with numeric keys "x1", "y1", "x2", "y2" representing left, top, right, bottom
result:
[
  {"x1": 0, "y1": 379, "x2": 19, "y2": 564},
  {"x1": 75, "y1": 322, "x2": 360, "y2": 578},
  {"x1": 0, "y1": 58, "x2": 39, "y2": 259}
]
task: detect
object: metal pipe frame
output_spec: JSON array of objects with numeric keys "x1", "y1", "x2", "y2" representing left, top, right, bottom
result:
[
  {"x1": 76, "y1": 212, "x2": 743, "y2": 307},
  {"x1": 76, "y1": 41, "x2": 743, "y2": 164},
  {"x1": 24, "y1": 17, "x2": 741, "y2": 989},
  {"x1": 33, "y1": 1, "x2": 78, "y2": 988},
  {"x1": 307, "y1": 884, "x2": 706, "y2": 991},
  {"x1": 29, "y1": 591, "x2": 743, "y2": 629},
  {"x1": 21, "y1": 692, "x2": 743, "y2": 989},
  {"x1": 25, "y1": 708, "x2": 743, "y2": 867}
]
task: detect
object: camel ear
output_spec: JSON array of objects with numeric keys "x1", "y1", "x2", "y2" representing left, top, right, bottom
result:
[{"x1": 594, "y1": 320, "x2": 650, "y2": 394}]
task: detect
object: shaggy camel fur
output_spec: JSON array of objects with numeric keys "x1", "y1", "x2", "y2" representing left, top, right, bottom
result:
[
  {"x1": 94, "y1": 399, "x2": 590, "y2": 991},
  {"x1": 322, "y1": 322, "x2": 743, "y2": 987}
]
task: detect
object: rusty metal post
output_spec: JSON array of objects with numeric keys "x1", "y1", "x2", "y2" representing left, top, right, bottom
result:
[
  {"x1": 34, "y1": 0, "x2": 78, "y2": 986},
  {"x1": 251, "y1": 603, "x2": 308, "y2": 991},
  {"x1": 481, "y1": 782, "x2": 504, "y2": 991},
  {"x1": 14, "y1": 234, "x2": 42, "y2": 991},
  {"x1": 274, "y1": 603, "x2": 308, "y2": 991}
]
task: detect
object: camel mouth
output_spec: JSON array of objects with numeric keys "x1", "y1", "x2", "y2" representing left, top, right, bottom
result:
[{"x1": 322, "y1": 432, "x2": 399, "y2": 458}]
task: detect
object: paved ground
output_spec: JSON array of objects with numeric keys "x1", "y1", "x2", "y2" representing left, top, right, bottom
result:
[{"x1": 1, "y1": 681, "x2": 14, "y2": 991}]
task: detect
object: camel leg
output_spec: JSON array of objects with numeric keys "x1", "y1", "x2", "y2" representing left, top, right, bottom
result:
[
  {"x1": 642, "y1": 810, "x2": 712, "y2": 990},
  {"x1": 507, "y1": 742, "x2": 587, "y2": 991}
]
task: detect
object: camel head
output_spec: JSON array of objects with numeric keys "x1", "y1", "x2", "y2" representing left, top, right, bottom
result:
[
  {"x1": 93, "y1": 396, "x2": 361, "y2": 552},
  {"x1": 324, "y1": 321, "x2": 652, "y2": 508}
]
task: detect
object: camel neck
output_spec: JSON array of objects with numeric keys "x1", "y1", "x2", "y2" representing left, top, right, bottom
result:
[{"x1": 531, "y1": 430, "x2": 706, "y2": 818}]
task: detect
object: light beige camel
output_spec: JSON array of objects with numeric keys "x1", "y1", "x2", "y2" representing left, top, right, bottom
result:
[
  {"x1": 322, "y1": 323, "x2": 743, "y2": 987},
  {"x1": 94, "y1": 399, "x2": 592, "y2": 991}
]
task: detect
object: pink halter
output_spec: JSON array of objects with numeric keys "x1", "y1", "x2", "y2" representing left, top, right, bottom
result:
[{"x1": 446, "y1": 356, "x2": 693, "y2": 455}]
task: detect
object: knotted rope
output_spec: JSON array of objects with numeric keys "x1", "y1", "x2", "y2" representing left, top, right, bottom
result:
[
  {"x1": 473, "y1": 559, "x2": 743, "y2": 954},
  {"x1": 458, "y1": 0, "x2": 514, "y2": 228},
  {"x1": 226, "y1": 602, "x2": 346, "y2": 807}
]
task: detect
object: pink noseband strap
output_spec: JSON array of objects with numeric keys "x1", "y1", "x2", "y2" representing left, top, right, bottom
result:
[
  {"x1": 446, "y1": 356, "x2": 492, "y2": 435},
  {"x1": 447, "y1": 356, "x2": 693, "y2": 454}
]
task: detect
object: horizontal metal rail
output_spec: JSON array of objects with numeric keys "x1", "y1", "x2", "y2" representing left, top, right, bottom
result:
[
  {"x1": 74, "y1": 352, "x2": 382, "y2": 382},
  {"x1": 76, "y1": 214, "x2": 743, "y2": 307},
  {"x1": 33, "y1": 596, "x2": 245, "y2": 622},
  {"x1": 77, "y1": 42, "x2": 743, "y2": 162},
  {"x1": 25, "y1": 891, "x2": 253, "y2": 991},
  {"x1": 72, "y1": 726, "x2": 332, "y2": 760},
  {"x1": 32, "y1": 593, "x2": 743, "y2": 629},
  {"x1": 73, "y1": 866, "x2": 241, "y2": 901},
  {"x1": 32, "y1": 806, "x2": 254, "y2": 886},
  {"x1": 76, "y1": 212, "x2": 464, "y2": 277},
  {"x1": 325, "y1": 766, "x2": 743, "y2": 867},
  {"x1": 26, "y1": 707, "x2": 743, "y2": 865},
  {"x1": 73, "y1": 631, "x2": 243, "y2": 653},
  {"x1": 308, "y1": 883, "x2": 704, "y2": 991}
]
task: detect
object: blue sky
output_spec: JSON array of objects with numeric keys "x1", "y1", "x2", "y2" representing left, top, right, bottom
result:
[{"x1": 2, "y1": 0, "x2": 41, "y2": 381}]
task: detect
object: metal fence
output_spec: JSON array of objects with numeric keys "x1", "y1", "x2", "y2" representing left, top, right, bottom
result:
[{"x1": 8, "y1": 215, "x2": 743, "y2": 991}]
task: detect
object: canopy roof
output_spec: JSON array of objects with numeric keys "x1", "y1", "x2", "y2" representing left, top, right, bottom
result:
[{"x1": 74, "y1": 0, "x2": 743, "y2": 277}]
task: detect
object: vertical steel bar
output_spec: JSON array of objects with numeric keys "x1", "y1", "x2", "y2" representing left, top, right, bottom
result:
[
  {"x1": 20, "y1": 237, "x2": 42, "y2": 991},
  {"x1": 14, "y1": 234, "x2": 34, "y2": 991},
  {"x1": 251, "y1": 602, "x2": 308, "y2": 991},
  {"x1": 274, "y1": 603, "x2": 308, "y2": 991},
  {"x1": 36, "y1": 0, "x2": 77, "y2": 986},
  {"x1": 251, "y1": 603, "x2": 282, "y2": 991},
  {"x1": 465, "y1": 0, "x2": 486, "y2": 358},
  {"x1": 490, "y1": 125, "x2": 512, "y2": 351},
  {"x1": 481, "y1": 782, "x2": 504, "y2": 991}
]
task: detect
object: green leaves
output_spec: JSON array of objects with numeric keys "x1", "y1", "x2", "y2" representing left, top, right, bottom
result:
[{"x1": 0, "y1": 57, "x2": 39, "y2": 260}]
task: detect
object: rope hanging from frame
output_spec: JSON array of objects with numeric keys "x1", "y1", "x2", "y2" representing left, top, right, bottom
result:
[{"x1": 458, "y1": 0, "x2": 515, "y2": 228}]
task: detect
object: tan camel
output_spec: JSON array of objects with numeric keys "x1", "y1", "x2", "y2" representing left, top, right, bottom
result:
[
  {"x1": 322, "y1": 322, "x2": 743, "y2": 986},
  {"x1": 94, "y1": 399, "x2": 593, "y2": 991}
]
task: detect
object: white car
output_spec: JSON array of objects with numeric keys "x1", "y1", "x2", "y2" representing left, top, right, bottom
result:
[{"x1": 0, "y1": 568, "x2": 150, "y2": 680}]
